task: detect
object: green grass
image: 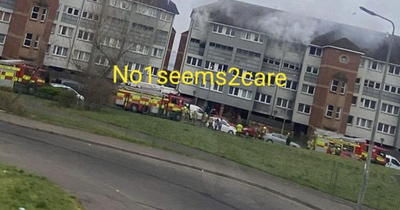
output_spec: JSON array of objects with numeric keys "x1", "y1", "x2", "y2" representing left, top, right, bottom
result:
[
  {"x1": 70, "y1": 108, "x2": 400, "y2": 210},
  {"x1": 15, "y1": 95, "x2": 400, "y2": 210},
  {"x1": 0, "y1": 162, "x2": 83, "y2": 210}
]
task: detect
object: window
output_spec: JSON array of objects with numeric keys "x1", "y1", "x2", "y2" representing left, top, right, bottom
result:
[
  {"x1": 160, "y1": 12, "x2": 172, "y2": 22},
  {"x1": 102, "y1": 37, "x2": 121, "y2": 48},
  {"x1": 340, "y1": 82, "x2": 347, "y2": 95},
  {"x1": 59, "y1": 25, "x2": 74, "y2": 37},
  {"x1": 306, "y1": 66, "x2": 319, "y2": 75},
  {"x1": 369, "y1": 60, "x2": 383, "y2": 71},
  {"x1": 31, "y1": 6, "x2": 40, "y2": 20},
  {"x1": 331, "y1": 80, "x2": 339, "y2": 92},
  {"x1": 95, "y1": 55, "x2": 109, "y2": 66},
  {"x1": 51, "y1": 24, "x2": 56, "y2": 34},
  {"x1": 389, "y1": 65, "x2": 400, "y2": 76},
  {"x1": 0, "y1": 11, "x2": 12, "y2": 22},
  {"x1": 359, "y1": 58, "x2": 365, "y2": 67},
  {"x1": 73, "y1": 50, "x2": 90, "y2": 62},
  {"x1": 136, "y1": 4, "x2": 157, "y2": 17},
  {"x1": 309, "y1": 46, "x2": 322, "y2": 56},
  {"x1": 241, "y1": 32, "x2": 263, "y2": 43},
  {"x1": 186, "y1": 56, "x2": 202, "y2": 67},
  {"x1": 33, "y1": 35, "x2": 40, "y2": 49},
  {"x1": 130, "y1": 43, "x2": 149, "y2": 54},
  {"x1": 298, "y1": 103, "x2": 311, "y2": 115},
  {"x1": 132, "y1": 23, "x2": 154, "y2": 32},
  {"x1": 0, "y1": 33, "x2": 5, "y2": 45},
  {"x1": 52, "y1": 45, "x2": 69, "y2": 57},
  {"x1": 228, "y1": 87, "x2": 253, "y2": 100},
  {"x1": 276, "y1": 98, "x2": 294, "y2": 109},
  {"x1": 347, "y1": 115, "x2": 354, "y2": 125},
  {"x1": 381, "y1": 103, "x2": 400, "y2": 115},
  {"x1": 126, "y1": 62, "x2": 145, "y2": 72},
  {"x1": 335, "y1": 107, "x2": 341, "y2": 120},
  {"x1": 23, "y1": 33, "x2": 33, "y2": 47},
  {"x1": 236, "y1": 48, "x2": 261, "y2": 58},
  {"x1": 263, "y1": 57, "x2": 281, "y2": 66},
  {"x1": 361, "y1": 98, "x2": 376, "y2": 110},
  {"x1": 82, "y1": 11, "x2": 99, "y2": 21},
  {"x1": 209, "y1": 42, "x2": 234, "y2": 51},
  {"x1": 356, "y1": 117, "x2": 372, "y2": 129},
  {"x1": 150, "y1": 67, "x2": 159, "y2": 76},
  {"x1": 301, "y1": 84, "x2": 315, "y2": 95},
  {"x1": 351, "y1": 96, "x2": 357, "y2": 106},
  {"x1": 152, "y1": 48, "x2": 164, "y2": 58},
  {"x1": 283, "y1": 80, "x2": 298, "y2": 91},
  {"x1": 364, "y1": 79, "x2": 381, "y2": 90},
  {"x1": 384, "y1": 84, "x2": 400, "y2": 95},
  {"x1": 355, "y1": 77, "x2": 361, "y2": 85},
  {"x1": 200, "y1": 82, "x2": 223, "y2": 93},
  {"x1": 41, "y1": 8, "x2": 47, "y2": 22},
  {"x1": 77, "y1": 30, "x2": 94, "y2": 41},
  {"x1": 283, "y1": 61, "x2": 301, "y2": 70},
  {"x1": 325, "y1": 105, "x2": 334, "y2": 118},
  {"x1": 65, "y1": 6, "x2": 80, "y2": 16},
  {"x1": 212, "y1": 25, "x2": 236, "y2": 36},
  {"x1": 255, "y1": 93, "x2": 271, "y2": 104},
  {"x1": 377, "y1": 123, "x2": 396, "y2": 135},
  {"x1": 204, "y1": 61, "x2": 228, "y2": 72}
]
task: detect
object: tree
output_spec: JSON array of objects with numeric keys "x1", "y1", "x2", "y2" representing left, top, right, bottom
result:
[{"x1": 67, "y1": 1, "x2": 171, "y2": 110}]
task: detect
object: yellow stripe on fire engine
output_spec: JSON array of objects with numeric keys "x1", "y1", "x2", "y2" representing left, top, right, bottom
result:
[
  {"x1": 23, "y1": 75, "x2": 31, "y2": 80},
  {"x1": 5, "y1": 72, "x2": 14, "y2": 77},
  {"x1": 0, "y1": 64, "x2": 20, "y2": 71},
  {"x1": 0, "y1": 75, "x2": 5, "y2": 80}
]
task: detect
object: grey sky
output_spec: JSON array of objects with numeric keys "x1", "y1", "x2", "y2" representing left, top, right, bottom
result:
[{"x1": 167, "y1": 0, "x2": 400, "y2": 69}]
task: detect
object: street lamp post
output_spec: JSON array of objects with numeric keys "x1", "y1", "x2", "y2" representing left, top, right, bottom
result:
[{"x1": 357, "y1": 6, "x2": 395, "y2": 209}]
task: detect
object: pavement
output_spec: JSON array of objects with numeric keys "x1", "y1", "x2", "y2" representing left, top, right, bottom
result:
[{"x1": 0, "y1": 111, "x2": 371, "y2": 210}]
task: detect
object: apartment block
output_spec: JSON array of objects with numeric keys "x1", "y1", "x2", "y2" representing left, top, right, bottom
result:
[
  {"x1": 176, "y1": 0, "x2": 400, "y2": 148},
  {"x1": 42, "y1": 0, "x2": 178, "y2": 82},
  {"x1": 0, "y1": 0, "x2": 59, "y2": 66}
]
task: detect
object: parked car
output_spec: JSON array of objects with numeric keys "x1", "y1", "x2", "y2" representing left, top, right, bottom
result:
[
  {"x1": 242, "y1": 127, "x2": 256, "y2": 136},
  {"x1": 50, "y1": 83, "x2": 85, "y2": 101},
  {"x1": 385, "y1": 155, "x2": 400, "y2": 170},
  {"x1": 208, "y1": 117, "x2": 236, "y2": 135},
  {"x1": 263, "y1": 133, "x2": 301, "y2": 148}
]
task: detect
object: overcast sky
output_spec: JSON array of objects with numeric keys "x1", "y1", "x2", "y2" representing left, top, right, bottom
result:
[{"x1": 168, "y1": 0, "x2": 400, "y2": 69}]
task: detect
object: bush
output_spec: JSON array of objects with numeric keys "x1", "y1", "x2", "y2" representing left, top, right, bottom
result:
[
  {"x1": 0, "y1": 90, "x2": 25, "y2": 115},
  {"x1": 81, "y1": 77, "x2": 114, "y2": 111},
  {"x1": 35, "y1": 86, "x2": 62, "y2": 100},
  {"x1": 54, "y1": 89, "x2": 78, "y2": 108}
]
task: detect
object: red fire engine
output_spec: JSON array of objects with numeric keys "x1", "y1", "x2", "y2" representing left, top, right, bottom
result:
[
  {"x1": 115, "y1": 83, "x2": 192, "y2": 121},
  {"x1": 0, "y1": 60, "x2": 47, "y2": 93}
]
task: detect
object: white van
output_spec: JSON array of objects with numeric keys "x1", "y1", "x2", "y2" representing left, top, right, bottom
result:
[
  {"x1": 188, "y1": 104, "x2": 204, "y2": 120},
  {"x1": 385, "y1": 155, "x2": 400, "y2": 170}
]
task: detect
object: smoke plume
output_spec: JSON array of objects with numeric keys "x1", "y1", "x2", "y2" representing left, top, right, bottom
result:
[{"x1": 191, "y1": 0, "x2": 389, "y2": 49}]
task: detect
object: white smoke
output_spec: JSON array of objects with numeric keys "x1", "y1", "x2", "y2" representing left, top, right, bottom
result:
[{"x1": 190, "y1": 0, "x2": 389, "y2": 49}]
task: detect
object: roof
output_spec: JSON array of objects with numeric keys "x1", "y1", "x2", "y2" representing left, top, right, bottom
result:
[
  {"x1": 135, "y1": 0, "x2": 179, "y2": 15},
  {"x1": 196, "y1": 0, "x2": 400, "y2": 65}
]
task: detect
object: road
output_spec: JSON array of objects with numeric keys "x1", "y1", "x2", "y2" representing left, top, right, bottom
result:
[{"x1": 0, "y1": 122, "x2": 313, "y2": 210}]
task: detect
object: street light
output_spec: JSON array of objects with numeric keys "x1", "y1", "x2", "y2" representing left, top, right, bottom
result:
[{"x1": 357, "y1": 6, "x2": 395, "y2": 210}]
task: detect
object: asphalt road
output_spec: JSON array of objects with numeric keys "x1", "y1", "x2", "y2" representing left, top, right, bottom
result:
[{"x1": 0, "y1": 121, "x2": 313, "y2": 210}]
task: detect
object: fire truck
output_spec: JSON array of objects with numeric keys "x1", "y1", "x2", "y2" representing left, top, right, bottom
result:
[
  {"x1": 115, "y1": 82, "x2": 192, "y2": 121},
  {"x1": 0, "y1": 60, "x2": 47, "y2": 93},
  {"x1": 312, "y1": 129, "x2": 387, "y2": 165}
]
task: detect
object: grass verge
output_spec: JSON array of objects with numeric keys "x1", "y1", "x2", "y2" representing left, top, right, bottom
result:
[
  {"x1": 0, "y1": 162, "x2": 84, "y2": 210},
  {"x1": 15, "y1": 95, "x2": 400, "y2": 210}
]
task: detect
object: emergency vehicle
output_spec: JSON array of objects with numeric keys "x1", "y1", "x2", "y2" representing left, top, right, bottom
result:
[
  {"x1": 115, "y1": 82, "x2": 192, "y2": 121},
  {"x1": 0, "y1": 60, "x2": 47, "y2": 93},
  {"x1": 312, "y1": 129, "x2": 387, "y2": 165}
]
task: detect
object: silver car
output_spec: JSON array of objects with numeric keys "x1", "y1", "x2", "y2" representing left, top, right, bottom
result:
[{"x1": 263, "y1": 133, "x2": 301, "y2": 148}]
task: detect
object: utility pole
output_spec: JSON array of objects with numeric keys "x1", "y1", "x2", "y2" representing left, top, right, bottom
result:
[{"x1": 357, "y1": 6, "x2": 395, "y2": 210}]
